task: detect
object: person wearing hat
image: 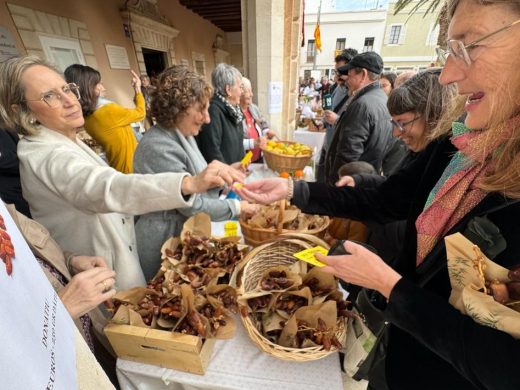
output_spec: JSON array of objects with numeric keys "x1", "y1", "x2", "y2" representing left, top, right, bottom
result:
[
  {"x1": 323, "y1": 51, "x2": 394, "y2": 184},
  {"x1": 316, "y1": 48, "x2": 358, "y2": 183}
]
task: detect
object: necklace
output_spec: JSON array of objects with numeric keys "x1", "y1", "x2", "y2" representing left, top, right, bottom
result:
[{"x1": 0, "y1": 214, "x2": 15, "y2": 275}]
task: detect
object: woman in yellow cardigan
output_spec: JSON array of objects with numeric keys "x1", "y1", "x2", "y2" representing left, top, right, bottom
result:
[{"x1": 65, "y1": 65, "x2": 145, "y2": 173}]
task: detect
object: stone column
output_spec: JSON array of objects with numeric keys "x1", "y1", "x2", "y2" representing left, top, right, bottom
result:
[{"x1": 241, "y1": 0, "x2": 302, "y2": 139}]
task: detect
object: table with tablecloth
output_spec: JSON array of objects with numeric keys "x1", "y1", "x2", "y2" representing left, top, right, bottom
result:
[{"x1": 116, "y1": 315, "x2": 343, "y2": 390}]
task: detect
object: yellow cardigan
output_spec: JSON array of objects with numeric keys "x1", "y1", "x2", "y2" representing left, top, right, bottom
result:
[{"x1": 84, "y1": 93, "x2": 145, "y2": 173}]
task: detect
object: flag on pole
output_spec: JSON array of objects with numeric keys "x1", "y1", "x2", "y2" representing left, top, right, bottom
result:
[{"x1": 314, "y1": 23, "x2": 322, "y2": 52}]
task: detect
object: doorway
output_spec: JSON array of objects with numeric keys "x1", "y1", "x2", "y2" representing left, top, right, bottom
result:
[{"x1": 142, "y1": 48, "x2": 167, "y2": 79}]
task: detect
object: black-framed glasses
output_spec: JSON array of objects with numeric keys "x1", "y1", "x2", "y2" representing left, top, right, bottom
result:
[
  {"x1": 437, "y1": 18, "x2": 520, "y2": 66},
  {"x1": 23, "y1": 83, "x2": 81, "y2": 108},
  {"x1": 390, "y1": 116, "x2": 421, "y2": 133}
]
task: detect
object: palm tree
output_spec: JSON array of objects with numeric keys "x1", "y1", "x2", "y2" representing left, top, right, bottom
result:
[{"x1": 394, "y1": 0, "x2": 449, "y2": 48}]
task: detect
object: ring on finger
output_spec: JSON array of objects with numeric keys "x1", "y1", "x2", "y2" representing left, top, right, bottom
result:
[{"x1": 102, "y1": 280, "x2": 108, "y2": 292}]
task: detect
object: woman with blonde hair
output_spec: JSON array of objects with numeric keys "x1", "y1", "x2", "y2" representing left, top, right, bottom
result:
[
  {"x1": 236, "y1": 1, "x2": 520, "y2": 387},
  {"x1": 0, "y1": 56, "x2": 243, "y2": 291}
]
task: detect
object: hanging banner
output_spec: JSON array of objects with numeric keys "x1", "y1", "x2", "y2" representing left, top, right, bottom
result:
[{"x1": 0, "y1": 202, "x2": 77, "y2": 389}]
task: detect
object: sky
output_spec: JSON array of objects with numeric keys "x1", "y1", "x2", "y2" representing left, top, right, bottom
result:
[{"x1": 305, "y1": 0, "x2": 390, "y2": 12}]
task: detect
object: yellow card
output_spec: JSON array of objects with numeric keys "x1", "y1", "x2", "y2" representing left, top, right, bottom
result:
[
  {"x1": 241, "y1": 151, "x2": 253, "y2": 167},
  {"x1": 293, "y1": 246, "x2": 328, "y2": 267}
]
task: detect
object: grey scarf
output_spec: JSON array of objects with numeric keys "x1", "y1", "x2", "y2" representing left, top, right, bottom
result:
[{"x1": 215, "y1": 92, "x2": 244, "y2": 125}]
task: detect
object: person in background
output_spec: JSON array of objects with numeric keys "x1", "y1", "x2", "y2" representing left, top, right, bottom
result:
[
  {"x1": 134, "y1": 67, "x2": 259, "y2": 280},
  {"x1": 0, "y1": 127, "x2": 30, "y2": 217},
  {"x1": 394, "y1": 69, "x2": 417, "y2": 88},
  {"x1": 64, "y1": 64, "x2": 145, "y2": 173},
  {"x1": 240, "y1": 77, "x2": 275, "y2": 163},
  {"x1": 323, "y1": 52, "x2": 393, "y2": 184},
  {"x1": 236, "y1": 1, "x2": 520, "y2": 387},
  {"x1": 0, "y1": 56, "x2": 244, "y2": 292},
  {"x1": 316, "y1": 47, "x2": 358, "y2": 183},
  {"x1": 196, "y1": 63, "x2": 245, "y2": 165},
  {"x1": 380, "y1": 71, "x2": 397, "y2": 96},
  {"x1": 140, "y1": 74, "x2": 156, "y2": 129}
]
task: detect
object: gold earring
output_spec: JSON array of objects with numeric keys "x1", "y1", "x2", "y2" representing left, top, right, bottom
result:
[{"x1": 29, "y1": 118, "x2": 36, "y2": 125}]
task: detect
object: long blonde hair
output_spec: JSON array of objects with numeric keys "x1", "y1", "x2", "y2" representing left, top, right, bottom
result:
[{"x1": 436, "y1": 0, "x2": 520, "y2": 199}]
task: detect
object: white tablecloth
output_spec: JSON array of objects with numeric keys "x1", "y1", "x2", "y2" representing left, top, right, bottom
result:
[{"x1": 116, "y1": 318, "x2": 343, "y2": 390}]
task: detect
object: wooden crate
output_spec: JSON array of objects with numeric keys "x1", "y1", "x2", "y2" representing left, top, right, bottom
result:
[{"x1": 104, "y1": 324, "x2": 216, "y2": 375}]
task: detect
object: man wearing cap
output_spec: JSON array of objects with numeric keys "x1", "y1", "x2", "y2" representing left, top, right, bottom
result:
[
  {"x1": 323, "y1": 51, "x2": 393, "y2": 184},
  {"x1": 316, "y1": 48, "x2": 358, "y2": 183}
]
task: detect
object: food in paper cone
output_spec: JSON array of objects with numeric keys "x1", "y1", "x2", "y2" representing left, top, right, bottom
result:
[
  {"x1": 108, "y1": 214, "x2": 247, "y2": 340},
  {"x1": 239, "y1": 265, "x2": 353, "y2": 351},
  {"x1": 446, "y1": 233, "x2": 520, "y2": 339}
]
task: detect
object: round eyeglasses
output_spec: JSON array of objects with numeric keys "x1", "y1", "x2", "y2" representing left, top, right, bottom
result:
[
  {"x1": 437, "y1": 18, "x2": 520, "y2": 67},
  {"x1": 23, "y1": 83, "x2": 81, "y2": 108},
  {"x1": 390, "y1": 116, "x2": 421, "y2": 134}
]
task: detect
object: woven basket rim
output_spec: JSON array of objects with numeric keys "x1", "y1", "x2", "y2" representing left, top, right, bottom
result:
[
  {"x1": 238, "y1": 234, "x2": 347, "y2": 361},
  {"x1": 239, "y1": 216, "x2": 330, "y2": 235}
]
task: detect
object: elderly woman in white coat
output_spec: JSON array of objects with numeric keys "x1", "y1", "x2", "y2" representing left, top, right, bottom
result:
[
  {"x1": 0, "y1": 56, "x2": 244, "y2": 291},
  {"x1": 134, "y1": 66, "x2": 258, "y2": 280}
]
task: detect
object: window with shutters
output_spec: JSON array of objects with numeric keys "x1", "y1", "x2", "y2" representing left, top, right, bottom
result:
[
  {"x1": 335, "y1": 38, "x2": 346, "y2": 51},
  {"x1": 363, "y1": 37, "x2": 374, "y2": 52},
  {"x1": 307, "y1": 39, "x2": 316, "y2": 63},
  {"x1": 389, "y1": 25, "x2": 401, "y2": 44},
  {"x1": 426, "y1": 24, "x2": 440, "y2": 46}
]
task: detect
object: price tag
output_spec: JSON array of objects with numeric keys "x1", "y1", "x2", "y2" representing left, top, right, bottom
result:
[{"x1": 293, "y1": 246, "x2": 328, "y2": 267}]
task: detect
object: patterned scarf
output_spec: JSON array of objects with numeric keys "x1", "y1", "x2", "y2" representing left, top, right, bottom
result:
[
  {"x1": 415, "y1": 117, "x2": 516, "y2": 265},
  {"x1": 215, "y1": 92, "x2": 244, "y2": 125}
]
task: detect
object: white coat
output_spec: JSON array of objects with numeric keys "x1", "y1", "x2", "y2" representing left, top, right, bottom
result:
[{"x1": 17, "y1": 127, "x2": 195, "y2": 290}]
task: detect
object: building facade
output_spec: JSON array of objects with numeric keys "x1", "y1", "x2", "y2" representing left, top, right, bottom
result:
[
  {"x1": 300, "y1": 8, "x2": 387, "y2": 79},
  {"x1": 380, "y1": 0, "x2": 440, "y2": 71}
]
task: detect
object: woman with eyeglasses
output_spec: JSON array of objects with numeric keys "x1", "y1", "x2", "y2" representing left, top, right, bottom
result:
[
  {"x1": 64, "y1": 64, "x2": 143, "y2": 174},
  {"x1": 236, "y1": 1, "x2": 520, "y2": 388},
  {"x1": 0, "y1": 56, "x2": 244, "y2": 291}
]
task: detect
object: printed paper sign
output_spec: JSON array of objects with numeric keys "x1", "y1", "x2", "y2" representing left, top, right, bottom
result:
[{"x1": 0, "y1": 202, "x2": 76, "y2": 389}]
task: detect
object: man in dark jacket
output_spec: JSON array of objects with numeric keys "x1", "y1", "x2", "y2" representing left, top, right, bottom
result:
[
  {"x1": 324, "y1": 52, "x2": 393, "y2": 185},
  {"x1": 316, "y1": 48, "x2": 358, "y2": 183}
]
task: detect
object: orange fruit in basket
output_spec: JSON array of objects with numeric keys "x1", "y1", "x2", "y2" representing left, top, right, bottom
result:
[
  {"x1": 279, "y1": 171, "x2": 290, "y2": 178},
  {"x1": 294, "y1": 169, "x2": 304, "y2": 178}
]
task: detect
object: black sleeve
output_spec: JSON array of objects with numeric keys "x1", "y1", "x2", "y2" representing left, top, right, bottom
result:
[
  {"x1": 351, "y1": 173, "x2": 387, "y2": 188},
  {"x1": 292, "y1": 138, "x2": 455, "y2": 224},
  {"x1": 196, "y1": 105, "x2": 225, "y2": 163},
  {"x1": 386, "y1": 277, "x2": 520, "y2": 390},
  {"x1": 0, "y1": 130, "x2": 20, "y2": 175}
]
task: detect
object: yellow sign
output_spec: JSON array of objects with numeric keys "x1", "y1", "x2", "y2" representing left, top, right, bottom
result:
[{"x1": 293, "y1": 246, "x2": 328, "y2": 267}]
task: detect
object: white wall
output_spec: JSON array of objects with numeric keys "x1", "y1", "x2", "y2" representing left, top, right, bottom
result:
[{"x1": 300, "y1": 9, "x2": 387, "y2": 76}]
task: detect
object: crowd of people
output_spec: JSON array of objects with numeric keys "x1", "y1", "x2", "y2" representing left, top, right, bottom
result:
[{"x1": 0, "y1": 0, "x2": 519, "y2": 388}]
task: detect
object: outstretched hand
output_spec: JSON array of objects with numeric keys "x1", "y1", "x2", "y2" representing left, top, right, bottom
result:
[
  {"x1": 234, "y1": 178, "x2": 289, "y2": 204},
  {"x1": 315, "y1": 241, "x2": 402, "y2": 299},
  {"x1": 336, "y1": 176, "x2": 356, "y2": 187},
  {"x1": 182, "y1": 160, "x2": 245, "y2": 195}
]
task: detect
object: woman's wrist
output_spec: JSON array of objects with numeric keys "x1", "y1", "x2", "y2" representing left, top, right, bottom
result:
[
  {"x1": 181, "y1": 175, "x2": 196, "y2": 196},
  {"x1": 378, "y1": 269, "x2": 402, "y2": 299}
]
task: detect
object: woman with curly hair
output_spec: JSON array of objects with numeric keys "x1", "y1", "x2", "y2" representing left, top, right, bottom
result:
[{"x1": 133, "y1": 66, "x2": 258, "y2": 280}]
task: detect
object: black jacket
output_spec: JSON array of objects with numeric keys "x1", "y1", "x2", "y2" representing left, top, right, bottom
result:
[
  {"x1": 0, "y1": 129, "x2": 31, "y2": 217},
  {"x1": 324, "y1": 82, "x2": 393, "y2": 184},
  {"x1": 196, "y1": 95, "x2": 244, "y2": 164},
  {"x1": 294, "y1": 137, "x2": 520, "y2": 390}
]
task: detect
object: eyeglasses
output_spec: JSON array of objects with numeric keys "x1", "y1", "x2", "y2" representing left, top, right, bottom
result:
[
  {"x1": 437, "y1": 18, "x2": 520, "y2": 66},
  {"x1": 23, "y1": 83, "x2": 81, "y2": 108},
  {"x1": 390, "y1": 116, "x2": 421, "y2": 133}
]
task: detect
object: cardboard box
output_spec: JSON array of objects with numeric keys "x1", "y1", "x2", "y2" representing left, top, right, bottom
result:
[{"x1": 105, "y1": 324, "x2": 216, "y2": 375}]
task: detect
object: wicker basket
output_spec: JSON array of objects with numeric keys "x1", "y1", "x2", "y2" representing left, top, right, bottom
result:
[
  {"x1": 238, "y1": 233, "x2": 347, "y2": 361},
  {"x1": 239, "y1": 200, "x2": 330, "y2": 247},
  {"x1": 261, "y1": 141, "x2": 312, "y2": 174}
]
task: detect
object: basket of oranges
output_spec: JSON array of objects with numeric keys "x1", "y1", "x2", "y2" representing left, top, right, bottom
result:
[{"x1": 262, "y1": 140, "x2": 313, "y2": 174}]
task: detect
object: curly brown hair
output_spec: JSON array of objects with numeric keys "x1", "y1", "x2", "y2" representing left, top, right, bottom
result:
[{"x1": 151, "y1": 66, "x2": 213, "y2": 128}]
